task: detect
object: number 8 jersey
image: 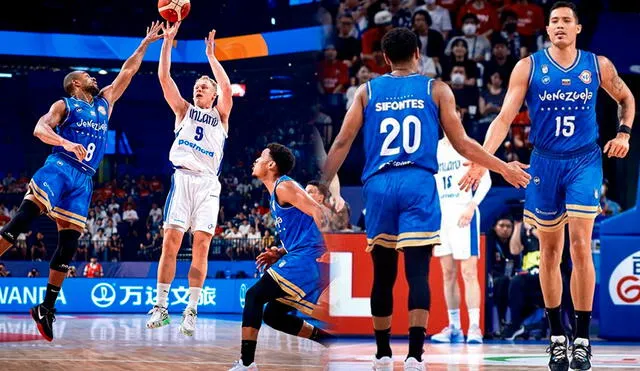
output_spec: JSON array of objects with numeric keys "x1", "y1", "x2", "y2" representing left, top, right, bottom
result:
[
  {"x1": 361, "y1": 74, "x2": 440, "y2": 183},
  {"x1": 526, "y1": 49, "x2": 601, "y2": 153},
  {"x1": 169, "y1": 104, "x2": 227, "y2": 176},
  {"x1": 52, "y1": 95, "x2": 110, "y2": 173}
]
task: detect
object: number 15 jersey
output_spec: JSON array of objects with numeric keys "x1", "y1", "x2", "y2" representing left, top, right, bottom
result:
[
  {"x1": 361, "y1": 74, "x2": 440, "y2": 183},
  {"x1": 169, "y1": 104, "x2": 227, "y2": 176},
  {"x1": 526, "y1": 49, "x2": 601, "y2": 153}
]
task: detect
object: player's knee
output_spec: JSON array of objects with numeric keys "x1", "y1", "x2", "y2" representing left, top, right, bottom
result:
[
  {"x1": 461, "y1": 263, "x2": 477, "y2": 282},
  {"x1": 569, "y1": 239, "x2": 593, "y2": 268},
  {"x1": 441, "y1": 264, "x2": 457, "y2": 283},
  {"x1": 371, "y1": 276, "x2": 394, "y2": 317},
  {"x1": 540, "y1": 245, "x2": 563, "y2": 266},
  {"x1": 0, "y1": 200, "x2": 42, "y2": 244},
  {"x1": 407, "y1": 278, "x2": 431, "y2": 311},
  {"x1": 50, "y1": 229, "x2": 81, "y2": 273}
]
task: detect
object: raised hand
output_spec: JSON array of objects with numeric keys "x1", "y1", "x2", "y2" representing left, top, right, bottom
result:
[
  {"x1": 161, "y1": 21, "x2": 181, "y2": 41},
  {"x1": 458, "y1": 162, "x2": 487, "y2": 192},
  {"x1": 205, "y1": 29, "x2": 217, "y2": 58},
  {"x1": 143, "y1": 21, "x2": 164, "y2": 44},
  {"x1": 501, "y1": 161, "x2": 531, "y2": 189}
]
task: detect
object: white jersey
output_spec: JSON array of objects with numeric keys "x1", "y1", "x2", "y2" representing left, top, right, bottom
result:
[
  {"x1": 169, "y1": 104, "x2": 227, "y2": 176},
  {"x1": 436, "y1": 139, "x2": 491, "y2": 211}
]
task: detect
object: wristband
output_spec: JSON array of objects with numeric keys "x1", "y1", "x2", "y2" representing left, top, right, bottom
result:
[{"x1": 617, "y1": 124, "x2": 632, "y2": 135}]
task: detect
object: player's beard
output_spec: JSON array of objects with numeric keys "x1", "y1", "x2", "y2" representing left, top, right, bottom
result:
[{"x1": 87, "y1": 84, "x2": 100, "y2": 95}]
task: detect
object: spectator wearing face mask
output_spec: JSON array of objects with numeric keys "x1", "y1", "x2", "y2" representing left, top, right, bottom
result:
[
  {"x1": 499, "y1": 10, "x2": 526, "y2": 59},
  {"x1": 456, "y1": 0, "x2": 500, "y2": 39},
  {"x1": 445, "y1": 13, "x2": 492, "y2": 62},
  {"x1": 503, "y1": 0, "x2": 544, "y2": 53},
  {"x1": 449, "y1": 63, "x2": 480, "y2": 129},
  {"x1": 442, "y1": 38, "x2": 480, "y2": 86}
]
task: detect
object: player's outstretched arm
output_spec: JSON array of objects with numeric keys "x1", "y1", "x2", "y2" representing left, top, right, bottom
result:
[
  {"x1": 205, "y1": 29, "x2": 233, "y2": 127},
  {"x1": 434, "y1": 80, "x2": 530, "y2": 189},
  {"x1": 276, "y1": 181, "x2": 330, "y2": 232},
  {"x1": 599, "y1": 56, "x2": 636, "y2": 158},
  {"x1": 322, "y1": 84, "x2": 366, "y2": 184},
  {"x1": 311, "y1": 125, "x2": 346, "y2": 211},
  {"x1": 33, "y1": 100, "x2": 87, "y2": 161},
  {"x1": 458, "y1": 57, "x2": 531, "y2": 191},
  {"x1": 101, "y1": 21, "x2": 163, "y2": 110},
  {"x1": 158, "y1": 21, "x2": 189, "y2": 122}
]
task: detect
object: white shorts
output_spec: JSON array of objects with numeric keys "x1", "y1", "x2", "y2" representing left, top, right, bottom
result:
[
  {"x1": 163, "y1": 169, "x2": 221, "y2": 234},
  {"x1": 434, "y1": 208, "x2": 480, "y2": 260}
]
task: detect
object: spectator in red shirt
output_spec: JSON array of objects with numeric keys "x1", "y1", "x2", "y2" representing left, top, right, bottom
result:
[
  {"x1": 83, "y1": 257, "x2": 104, "y2": 278},
  {"x1": 504, "y1": 0, "x2": 544, "y2": 51},
  {"x1": 364, "y1": 41, "x2": 392, "y2": 77},
  {"x1": 361, "y1": 10, "x2": 394, "y2": 61},
  {"x1": 318, "y1": 45, "x2": 349, "y2": 95},
  {"x1": 457, "y1": 0, "x2": 500, "y2": 38}
]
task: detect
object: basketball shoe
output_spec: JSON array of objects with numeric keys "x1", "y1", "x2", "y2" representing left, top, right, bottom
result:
[
  {"x1": 547, "y1": 335, "x2": 570, "y2": 371},
  {"x1": 228, "y1": 360, "x2": 259, "y2": 371},
  {"x1": 466, "y1": 324, "x2": 483, "y2": 344},
  {"x1": 372, "y1": 356, "x2": 393, "y2": 371},
  {"x1": 146, "y1": 305, "x2": 170, "y2": 328},
  {"x1": 404, "y1": 357, "x2": 425, "y2": 371},
  {"x1": 179, "y1": 307, "x2": 197, "y2": 336},
  {"x1": 569, "y1": 338, "x2": 592, "y2": 371},
  {"x1": 30, "y1": 304, "x2": 56, "y2": 342},
  {"x1": 430, "y1": 325, "x2": 464, "y2": 343}
]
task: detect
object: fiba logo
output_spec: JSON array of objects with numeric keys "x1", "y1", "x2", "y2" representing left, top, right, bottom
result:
[
  {"x1": 609, "y1": 251, "x2": 640, "y2": 305},
  {"x1": 91, "y1": 283, "x2": 117, "y2": 308},
  {"x1": 239, "y1": 284, "x2": 248, "y2": 309}
]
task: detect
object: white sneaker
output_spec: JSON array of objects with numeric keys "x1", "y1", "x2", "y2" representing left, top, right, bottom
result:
[
  {"x1": 179, "y1": 307, "x2": 197, "y2": 336},
  {"x1": 404, "y1": 357, "x2": 425, "y2": 371},
  {"x1": 372, "y1": 356, "x2": 393, "y2": 371},
  {"x1": 466, "y1": 325, "x2": 483, "y2": 344},
  {"x1": 228, "y1": 360, "x2": 259, "y2": 371},
  {"x1": 430, "y1": 325, "x2": 464, "y2": 343},
  {"x1": 146, "y1": 305, "x2": 170, "y2": 329}
]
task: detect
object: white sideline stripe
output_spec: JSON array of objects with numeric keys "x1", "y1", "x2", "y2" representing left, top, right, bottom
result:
[{"x1": 0, "y1": 358, "x2": 324, "y2": 367}]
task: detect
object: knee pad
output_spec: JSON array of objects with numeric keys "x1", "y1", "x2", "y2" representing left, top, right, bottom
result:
[
  {"x1": 263, "y1": 302, "x2": 300, "y2": 334},
  {"x1": 50, "y1": 229, "x2": 81, "y2": 273},
  {"x1": 0, "y1": 200, "x2": 41, "y2": 244},
  {"x1": 405, "y1": 247, "x2": 433, "y2": 311},
  {"x1": 242, "y1": 274, "x2": 283, "y2": 329}
]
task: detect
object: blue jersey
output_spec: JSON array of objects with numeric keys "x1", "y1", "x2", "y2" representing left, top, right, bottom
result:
[
  {"x1": 361, "y1": 74, "x2": 440, "y2": 183},
  {"x1": 51, "y1": 96, "x2": 110, "y2": 174},
  {"x1": 270, "y1": 176, "x2": 325, "y2": 256},
  {"x1": 526, "y1": 49, "x2": 601, "y2": 153}
]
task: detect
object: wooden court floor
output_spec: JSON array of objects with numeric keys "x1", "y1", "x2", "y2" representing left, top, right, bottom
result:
[{"x1": 0, "y1": 314, "x2": 639, "y2": 370}]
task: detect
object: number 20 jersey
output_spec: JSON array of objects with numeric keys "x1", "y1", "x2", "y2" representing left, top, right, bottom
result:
[
  {"x1": 526, "y1": 49, "x2": 601, "y2": 153},
  {"x1": 361, "y1": 74, "x2": 440, "y2": 183},
  {"x1": 169, "y1": 104, "x2": 226, "y2": 176}
]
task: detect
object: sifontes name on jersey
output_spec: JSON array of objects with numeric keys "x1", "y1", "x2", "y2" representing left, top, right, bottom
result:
[{"x1": 375, "y1": 99, "x2": 425, "y2": 112}]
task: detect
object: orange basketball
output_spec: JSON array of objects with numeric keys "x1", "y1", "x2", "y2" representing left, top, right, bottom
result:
[{"x1": 158, "y1": 0, "x2": 191, "y2": 23}]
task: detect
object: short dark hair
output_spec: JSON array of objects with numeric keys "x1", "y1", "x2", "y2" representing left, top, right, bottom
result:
[
  {"x1": 267, "y1": 143, "x2": 295, "y2": 175},
  {"x1": 381, "y1": 27, "x2": 418, "y2": 64},
  {"x1": 412, "y1": 10, "x2": 432, "y2": 27},
  {"x1": 461, "y1": 12, "x2": 479, "y2": 24},
  {"x1": 307, "y1": 180, "x2": 330, "y2": 200},
  {"x1": 549, "y1": 1, "x2": 579, "y2": 23},
  {"x1": 63, "y1": 71, "x2": 83, "y2": 95}
]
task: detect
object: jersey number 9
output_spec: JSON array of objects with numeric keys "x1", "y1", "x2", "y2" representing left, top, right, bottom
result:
[
  {"x1": 380, "y1": 115, "x2": 422, "y2": 156},
  {"x1": 194, "y1": 126, "x2": 204, "y2": 141}
]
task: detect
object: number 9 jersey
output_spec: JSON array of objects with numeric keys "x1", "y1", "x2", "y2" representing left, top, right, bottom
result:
[{"x1": 360, "y1": 74, "x2": 441, "y2": 251}]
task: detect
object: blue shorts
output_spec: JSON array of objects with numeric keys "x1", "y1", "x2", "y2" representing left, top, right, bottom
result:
[
  {"x1": 267, "y1": 251, "x2": 329, "y2": 316},
  {"x1": 363, "y1": 167, "x2": 441, "y2": 251},
  {"x1": 524, "y1": 143, "x2": 602, "y2": 231},
  {"x1": 27, "y1": 154, "x2": 93, "y2": 228}
]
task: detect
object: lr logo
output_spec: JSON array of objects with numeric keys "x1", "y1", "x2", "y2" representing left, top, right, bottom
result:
[{"x1": 609, "y1": 252, "x2": 640, "y2": 305}]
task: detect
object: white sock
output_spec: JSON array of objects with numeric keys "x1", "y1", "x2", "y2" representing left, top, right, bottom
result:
[
  {"x1": 448, "y1": 309, "x2": 461, "y2": 329},
  {"x1": 468, "y1": 308, "x2": 480, "y2": 328},
  {"x1": 187, "y1": 287, "x2": 202, "y2": 311},
  {"x1": 156, "y1": 283, "x2": 171, "y2": 308}
]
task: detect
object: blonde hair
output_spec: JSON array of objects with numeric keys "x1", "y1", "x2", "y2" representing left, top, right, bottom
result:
[{"x1": 197, "y1": 75, "x2": 218, "y2": 91}]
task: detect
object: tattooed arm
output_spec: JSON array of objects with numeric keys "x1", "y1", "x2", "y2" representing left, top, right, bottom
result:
[
  {"x1": 275, "y1": 181, "x2": 331, "y2": 232},
  {"x1": 598, "y1": 55, "x2": 635, "y2": 158}
]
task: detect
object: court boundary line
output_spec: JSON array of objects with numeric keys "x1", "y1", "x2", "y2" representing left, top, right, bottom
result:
[{"x1": 0, "y1": 358, "x2": 325, "y2": 367}]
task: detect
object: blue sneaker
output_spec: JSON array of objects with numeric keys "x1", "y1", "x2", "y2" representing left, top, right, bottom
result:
[{"x1": 431, "y1": 325, "x2": 464, "y2": 343}]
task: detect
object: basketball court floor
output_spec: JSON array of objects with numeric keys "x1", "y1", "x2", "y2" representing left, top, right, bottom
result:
[{"x1": 0, "y1": 314, "x2": 639, "y2": 370}]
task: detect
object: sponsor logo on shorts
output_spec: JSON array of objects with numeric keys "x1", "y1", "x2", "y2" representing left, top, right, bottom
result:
[
  {"x1": 208, "y1": 224, "x2": 214, "y2": 230},
  {"x1": 278, "y1": 259, "x2": 287, "y2": 268},
  {"x1": 535, "y1": 208, "x2": 557, "y2": 216},
  {"x1": 594, "y1": 189, "x2": 599, "y2": 199},
  {"x1": 533, "y1": 176, "x2": 540, "y2": 185}
]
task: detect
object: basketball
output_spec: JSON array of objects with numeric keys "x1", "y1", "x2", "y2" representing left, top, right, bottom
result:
[{"x1": 158, "y1": 0, "x2": 191, "y2": 23}]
